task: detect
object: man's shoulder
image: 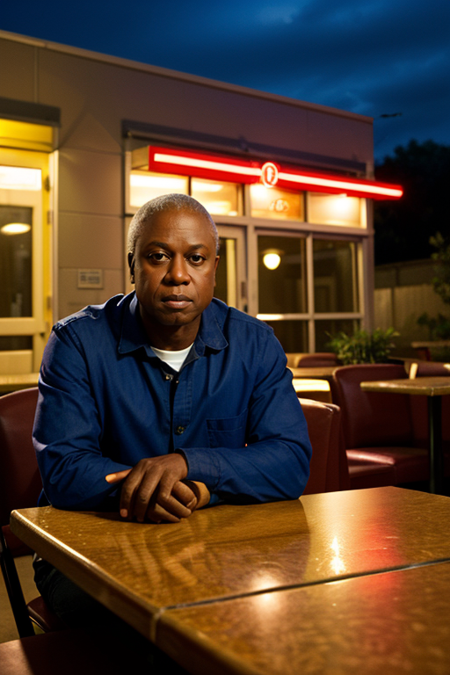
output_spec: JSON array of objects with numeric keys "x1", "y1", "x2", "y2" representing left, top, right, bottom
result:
[{"x1": 53, "y1": 294, "x2": 131, "y2": 335}]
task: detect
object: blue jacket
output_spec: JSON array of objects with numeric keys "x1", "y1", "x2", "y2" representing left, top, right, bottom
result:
[{"x1": 33, "y1": 293, "x2": 311, "y2": 510}]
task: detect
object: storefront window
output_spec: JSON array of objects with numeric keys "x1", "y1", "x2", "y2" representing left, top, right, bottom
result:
[
  {"x1": 129, "y1": 170, "x2": 188, "y2": 208},
  {"x1": 264, "y1": 319, "x2": 308, "y2": 353},
  {"x1": 215, "y1": 237, "x2": 236, "y2": 306},
  {"x1": 258, "y1": 235, "x2": 307, "y2": 314},
  {"x1": 314, "y1": 318, "x2": 360, "y2": 352},
  {"x1": 0, "y1": 205, "x2": 32, "y2": 319},
  {"x1": 308, "y1": 193, "x2": 364, "y2": 227},
  {"x1": 250, "y1": 184, "x2": 304, "y2": 221},
  {"x1": 313, "y1": 239, "x2": 359, "y2": 313},
  {"x1": 191, "y1": 178, "x2": 241, "y2": 216}
]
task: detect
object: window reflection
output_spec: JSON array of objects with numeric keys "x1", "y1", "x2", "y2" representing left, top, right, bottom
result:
[
  {"x1": 0, "y1": 205, "x2": 32, "y2": 320},
  {"x1": 315, "y1": 319, "x2": 360, "y2": 352},
  {"x1": 258, "y1": 236, "x2": 307, "y2": 314},
  {"x1": 313, "y1": 240, "x2": 359, "y2": 313},
  {"x1": 215, "y1": 237, "x2": 238, "y2": 308},
  {"x1": 250, "y1": 184, "x2": 304, "y2": 221},
  {"x1": 264, "y1": 320, "x2": 308, "y2": 353},
  {"x1": 191, "y1": 179, "x2": 240, "y2": 216},
  {"x1": 308, "y1": 193, "x2": 364, "y2": 227},
  {"x1": 129, "y1": 171, "x2": 188, "y2": 208}
]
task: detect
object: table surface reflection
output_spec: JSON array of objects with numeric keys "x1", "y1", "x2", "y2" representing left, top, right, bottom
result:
[
  {"x1": 361, "y1": 376, "x2": 450, "y2": 396},
  {"x1": 158, "y1": 562, "x2": 450, "y2": 675},
  {"x1": 10, "y1": 487, "x2": 450, "y2": 642}
]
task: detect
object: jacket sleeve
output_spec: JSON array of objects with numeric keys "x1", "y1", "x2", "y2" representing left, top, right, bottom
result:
[
  {"x1": 33, "y1": 326, "x2": 131, "y2": 510},
  {"x1": 180, "y1": 334, "x2": 312, "y2": 503}
]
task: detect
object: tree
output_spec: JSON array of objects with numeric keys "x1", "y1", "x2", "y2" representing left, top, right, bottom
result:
[{"x1": 374, "y1": 140, "x2": 450, "y2": 265}]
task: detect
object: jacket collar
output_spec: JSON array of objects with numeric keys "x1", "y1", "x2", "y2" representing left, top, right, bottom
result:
[{"x1": 118, "y1": 293, "x2": 228, "y2": 357}]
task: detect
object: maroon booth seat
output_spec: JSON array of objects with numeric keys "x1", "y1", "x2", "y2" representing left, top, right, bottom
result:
[
  {"x1": 331, "y1": 364, "x2": 429, "y2": 488},
  {"x1": 0, "y1": 387, "x2": 67, "y2": 634},
  {"x1": 296, "y1": 352, "x2": 339, "y2": 368},
  {"x1": 300, "y1": 398, "x2": 350, "y2": 494}
]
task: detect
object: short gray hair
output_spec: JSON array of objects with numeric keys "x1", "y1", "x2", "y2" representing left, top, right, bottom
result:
[{"x1": 127, "y1": 193, "x2": 220, "y2": 258}]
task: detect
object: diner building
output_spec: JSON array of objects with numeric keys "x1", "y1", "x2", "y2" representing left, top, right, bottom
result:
[{"x1": 0, "y1": 29, "x2": 402, "y2": 378}]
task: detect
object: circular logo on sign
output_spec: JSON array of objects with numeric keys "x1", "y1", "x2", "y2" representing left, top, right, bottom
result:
[{"x1": 261, "y1": 162, "x2": 279, "y2": 188}]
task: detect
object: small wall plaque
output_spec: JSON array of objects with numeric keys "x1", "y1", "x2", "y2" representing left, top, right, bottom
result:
[{"x1": 78, "y1": 269, "x2": 103, "y2": 289}]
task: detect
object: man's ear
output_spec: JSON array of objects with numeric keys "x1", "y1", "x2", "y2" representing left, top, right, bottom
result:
[
  {"x1": 128, "y1": 252, "x2": 135, "y2": 284},
  {"x1": 213, "y1": 256, "x2": 220, "y2": 287}
]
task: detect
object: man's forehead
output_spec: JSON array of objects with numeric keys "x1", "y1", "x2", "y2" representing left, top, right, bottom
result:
[{"x1": 140, "y1": 208, "x2": 215, "y2": 241}]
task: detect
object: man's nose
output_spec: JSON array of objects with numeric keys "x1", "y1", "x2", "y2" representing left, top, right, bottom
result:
[{"x1": 165, "y1": 255, "x2": 190, "y2": 284}]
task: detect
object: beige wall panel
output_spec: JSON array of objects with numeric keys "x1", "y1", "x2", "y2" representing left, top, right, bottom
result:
[
  {"x1": 0, "y1": 40, "x2": 36, "y2": 101},
  {"x1": 375, "y1": 284, "x2": 450, "y2": 353},
  {"x1": 58, "y1": 212, "x2": 123, "y2": 269},
  {"x1": 58, "y1": 148, "x2": 122, "y2": 215},
  {"x1": 374, "y1": 288, "x2": 393, "y2": 331},
  {"x1": 58, "y1": 268, "x2": 125, "y2": 319},
  {"x1": 36, "y1": 49, "x2": 372, "y2": 168}
]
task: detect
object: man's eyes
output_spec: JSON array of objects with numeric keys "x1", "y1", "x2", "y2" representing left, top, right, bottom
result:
[
  {"x1": 146, "y1": 252, "x2": 205, "y2": 264},
  {"x1": 189, "y1": 254, "x2": 205, "y2": 264},
  {"x1": 147, "y1": 252, "x2": 169, "y2": 262}
]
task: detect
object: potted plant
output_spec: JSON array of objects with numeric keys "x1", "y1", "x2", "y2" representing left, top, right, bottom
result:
[{"x1": 327, "y1": 327, "x2": 399, "y2": 365}]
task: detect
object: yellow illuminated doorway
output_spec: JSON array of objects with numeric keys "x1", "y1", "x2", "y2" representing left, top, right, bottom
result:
[
  {"x1": 0, "y1": 144, "x2": 51, "y2": 375},
  {"x1": 215, "y1": 225, "x2": 247, "y2": 312}
]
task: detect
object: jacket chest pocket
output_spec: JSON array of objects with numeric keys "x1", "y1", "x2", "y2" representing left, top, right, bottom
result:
[{"x1": 206, "y1": 408, "x2": 248, "y2": 448}]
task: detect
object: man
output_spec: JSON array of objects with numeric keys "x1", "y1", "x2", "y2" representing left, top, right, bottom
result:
[{"x1": 33, "y1": 193, "x2": 311, "y2": 625}]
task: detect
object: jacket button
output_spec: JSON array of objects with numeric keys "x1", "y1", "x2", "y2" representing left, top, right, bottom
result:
[{"x1": 175, "y1": 425, "x2": 185, "y2": 435}]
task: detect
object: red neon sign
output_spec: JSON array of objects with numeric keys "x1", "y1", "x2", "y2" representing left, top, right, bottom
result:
[{"x1": 147, "y1": 146, "x2": 403, "y2": 200}]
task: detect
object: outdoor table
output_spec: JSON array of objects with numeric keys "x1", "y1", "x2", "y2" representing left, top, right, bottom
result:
[
  {"x1": 0, "y1": 373, "x2": 39, "y2": 394},
  {"x1": 158, "y1": 562, "x2": 450, "y2": 675},
  {"x1": 10, "y1": 487, "x2": 450, "y2": 672},
  {"x1": 288, "y1": 366, "x2": 337, "y2": 380},
  {"x1": 360, "y1": 377, "x2": 450, "y2": 494}
]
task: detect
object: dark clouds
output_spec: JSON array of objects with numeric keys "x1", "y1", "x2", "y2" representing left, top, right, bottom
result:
[{"x1": 1, "y1": 0, "x2": 449, "y2": 160}]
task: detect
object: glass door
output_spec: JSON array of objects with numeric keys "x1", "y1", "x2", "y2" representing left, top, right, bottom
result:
[
  {"x1": 0, "y1": 149, "x2": 48, "y2": 374},
  {"x1": 215, "y1": 225, "x2": 247, "y2": 312}
]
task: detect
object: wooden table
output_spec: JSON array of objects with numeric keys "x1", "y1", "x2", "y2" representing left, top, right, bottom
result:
[
  {"x1": 289, "y1": 366, "x2": 337, "y2": 380},
  {"x1": 158, "y1": 562, "x2": 450, "y2": 675},
  {"x1": 10, "y1": 487, "x2": 450, "y2": 667},
  {"x1": 0, "y1": 373, "x2": 39, "y2": 394},
  {"x1": 361, "y1": 377, "x2": 450, "y2": 494}
]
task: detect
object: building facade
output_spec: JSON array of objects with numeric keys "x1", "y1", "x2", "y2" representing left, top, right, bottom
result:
[{"x1": 0, "y1": 29, "x2": 401, "y2": 376}]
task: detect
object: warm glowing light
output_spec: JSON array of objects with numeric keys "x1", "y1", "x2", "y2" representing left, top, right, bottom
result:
[
  {"x1": 148, "y1": 147, "x2": 403, "y2": 200},
  {"x1": 263, "y1": 252, "x2": 281, "y2": 270},
  {"x1": 0, "y1": 166, "x2": 41, "y2": 191},
  {"x1": 201, "y1": 201, "x2": 233, "y2": 215},
  {"x1": 279, "y1": 170, "x2": 403, "y2": 198},
  {"x1": 330, "y1": 536, "x2": 346, "y2": 575},
  {"x1": 256, "y1": 314, "x2": 284, "y2": 320},
  {"x1": 293, "y1": 379, "x2": 330, "y2": 393},
  {"x1": 261, "y1": 162, "x2": 279, "y2": 187},
  {"x1": 130, "y1": 174, "x2": 186, "y2": 189},
  {"x1": 154, "y1": 152, "x2": 261, "y2": 178},
  {"x1": 1, "y1": 222, "x2": 31, "y2": 235},
  {"x1": 191, "y1": 180, "x2": 223, "y2": 192}
]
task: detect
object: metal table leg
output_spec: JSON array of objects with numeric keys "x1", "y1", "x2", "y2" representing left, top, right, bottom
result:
[{"x1": 428, "y1": 395, "x2": 443, "y2": 494}]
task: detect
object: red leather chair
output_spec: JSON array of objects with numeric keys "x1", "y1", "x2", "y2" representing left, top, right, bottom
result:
[
  {"x1": 300, "y1": 398, "x2": 350, "y2": 494},
  {"x1": 332, "y1": 364, "x2": 429, "y2": 488},
  {"x1": 0, "y1": 387, "x2": 66, "y2": 634},
  {"x1": 297, "y1": 353, "x2": 339, "y2": 368}
]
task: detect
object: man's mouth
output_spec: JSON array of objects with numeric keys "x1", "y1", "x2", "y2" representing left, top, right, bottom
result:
[{"x1": 162, "y1": 294, "x2": 192, "y2": 309}]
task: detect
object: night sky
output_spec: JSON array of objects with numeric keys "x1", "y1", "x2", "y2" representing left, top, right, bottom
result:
[{"x1": 1, "y1": 0, "x2": 449, "y2": 162}]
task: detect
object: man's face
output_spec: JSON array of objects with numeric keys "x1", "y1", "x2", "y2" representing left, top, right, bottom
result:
[{"x1": 129, "y1": 208, "x2": 219, "y2": 348}]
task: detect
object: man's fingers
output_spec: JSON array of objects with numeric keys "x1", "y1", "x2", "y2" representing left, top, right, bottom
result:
[
  {"x1": 105, "y1": 469, "x2": 132, "y2": 483},
  {"x1": 172, "y1": 481, "x2": 198, "y2": 510}
]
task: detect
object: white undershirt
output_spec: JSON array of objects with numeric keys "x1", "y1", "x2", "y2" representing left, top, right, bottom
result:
[{"x1": 151, "y1": 343, "x2": 194, "y2": 372}]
